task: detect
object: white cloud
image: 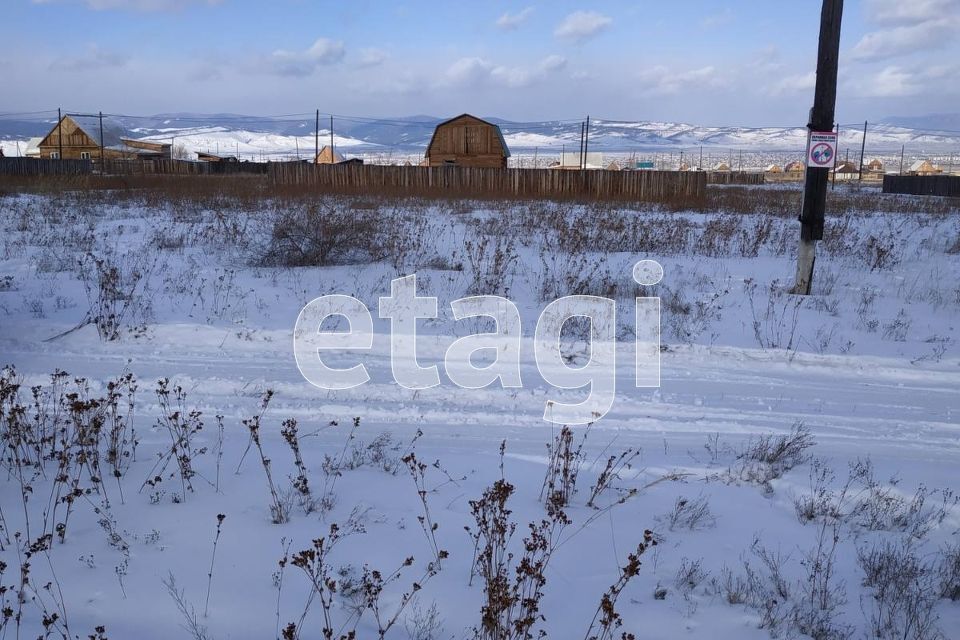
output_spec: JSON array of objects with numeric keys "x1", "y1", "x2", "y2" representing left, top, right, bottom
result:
[
  {"x1": 770, "y1": 71, "x2": 816, "y2": 95},
  {"x1": 847, "y1": 63, "x2": 960, "y2": 97},
  {"x1": 637, "y1": 65, "x2": 721, "y2": 95},
  {"x1": 266, "y1": 38, "x2": 345, "y2": 76},
  {"x1": 554, "y1": 11, "x2": 612, "y2": 42},
  {"x1": 861, "y1": 0, "x2": 959, "y2": 26},
  {"x1": 700, "y1": 7, "x2": 733, "y2": 29},
  {"x1": 850, "y1": 17, "x2": 959, "y2": 61},
  {"x1": 50, "y1": 44, "x2": 128, "y2": 70},
  {"x1": 496, "y1": 7, "x2": 533, "y2": 30},
  {"x1": 357, "y1": 48, "x2": 388, "y2": 67},
  {"x1": 32, "y1": 0, "x2": 222, "y2": 10},
  {"x1": 444, "y1": 55, "x2": 567, "y2": 88}
]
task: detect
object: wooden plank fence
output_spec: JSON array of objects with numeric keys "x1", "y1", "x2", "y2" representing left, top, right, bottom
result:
[
  {"x1": 100, "y1": 159, "x2": 269, "y2": 176},
  {"x1": 268, "y1": 163, "x2": 705, "y2": 203},
  {"x1": 705, "y1": 171, "x2": 765, "y2": 186},
  {"x1": 0, "y1": 157, "x2": 92, "y2": 176},
  {"x1": 883, "y1": 174, "x2": 960, "y2": 198}
]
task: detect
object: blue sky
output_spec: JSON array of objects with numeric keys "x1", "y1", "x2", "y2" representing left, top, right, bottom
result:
[{"x1": 3, "y1": 0, "x2": 958, "y2": 124}]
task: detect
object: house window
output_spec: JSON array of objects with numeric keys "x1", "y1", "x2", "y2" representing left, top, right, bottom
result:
[
  {"x1": 50, "y1": 151, "x2": 60, "y2": 159},
  {"x1": 80, "y1": 152, "x2": 91, "y2": 160}
]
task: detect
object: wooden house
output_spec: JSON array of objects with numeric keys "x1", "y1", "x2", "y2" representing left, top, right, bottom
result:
[
  {"x1": 765, "y1": 164, "x2": 783, "y2": 173},
  {"x1": 37, "y1": 115, "x2": 128, "y2": 160},
  {"x1": 196, "y1": 151, "x2": 238, "y2": 163},
  {"x1": 121, "y1": 138, "x2": 172, "y2": 159},
  {"x1": 713, "y1": 161, "x2": 731, "y2": 171},
  {"x1": 424, "y1": 114, "x2": 510, "y2": 168},
  {"x1": 832, "y1": 160, "x2": 859, "y2": 180},
  {"x1": 908, "y1": 160, "x2": 941, "y2": 176},
  {"x1": 866, "y1": 159, "x2": 883, "y2": 172},
  {"x1": 784, "y1": 160, "x2": 805, "y2": 173}
]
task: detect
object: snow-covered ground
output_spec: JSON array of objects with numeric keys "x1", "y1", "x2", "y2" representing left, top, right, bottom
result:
[{"x1": 0, "y1": 186, "x2": 958, "y2": 639}]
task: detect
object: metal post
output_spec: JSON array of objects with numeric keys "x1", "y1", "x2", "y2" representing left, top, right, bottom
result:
[
  {"x1": 315, "y1": 109, "x2": 319, "y2": 162},
  {"x1": 794, "y1": 0, "x2": 844, "y2": 296}
]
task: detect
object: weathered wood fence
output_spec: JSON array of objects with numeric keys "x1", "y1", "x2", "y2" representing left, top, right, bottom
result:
[
  {"x1": 705, "y1": 171, "x2": 765, "y2": 186},
  {"x1": 100, "y1": 159, "x2": 269, "y2": 175},
  {"x1": 268, "y1": 163, "x2": 705, "y2": 202},
  {"x1": 883, "y1": 174, "x2": 960, "y2": 198},
  {"x1": 0, "y1": 157, "x2": 92, "y2": 176}
]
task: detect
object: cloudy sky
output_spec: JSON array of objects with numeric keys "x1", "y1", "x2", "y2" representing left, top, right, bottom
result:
[{"x1": 3, "y1": 0, "x2": 958, "y2": 124}]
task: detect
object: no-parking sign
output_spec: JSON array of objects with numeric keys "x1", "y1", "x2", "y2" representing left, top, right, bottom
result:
[{"x1": 807, "y1": 131, "x2": 838, "y2": 168}]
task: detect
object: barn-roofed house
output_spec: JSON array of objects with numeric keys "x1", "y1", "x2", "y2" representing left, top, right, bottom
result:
[
  {"x1": 37, "y1": 115, "x2": 170, "y2": 160},
  {"x1": 424, "y1": 114, "x2": 510, "y2": 168},
  {"x1": 866, "y1": 158, "x2": 884, "y2": 172},
  {"x1": 713, "y1": 161, "x2": 731, "y2": 171}
]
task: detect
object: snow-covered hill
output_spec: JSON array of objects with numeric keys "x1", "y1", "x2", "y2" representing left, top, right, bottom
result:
[{"x1": 2, "y1": 112, "x2": 959, "y2": 159}]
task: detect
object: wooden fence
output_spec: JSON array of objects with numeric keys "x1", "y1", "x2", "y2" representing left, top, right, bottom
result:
[
  {"x1": 268, "y1": 163, "x2": 705, "y2": 203},
  {"x1": 883, "y1": 174, "x2": 960, "y2": 198},
  {"x1": 99, "y1": 159, "x2": 269, "y2": 175},
  {"x1": 0, "y1": 157, "x2": 92, "y2": 176},
  {"x1": 704, "y1": 171, "x2": 765, "y2": 186}
]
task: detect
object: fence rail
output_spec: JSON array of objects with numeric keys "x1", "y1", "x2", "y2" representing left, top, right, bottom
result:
[
  {"x1": 268, "y1": 163, "x2": 705, "y2": 202},
  {"x1": 0, "y1": 157, "x2": 92, "y2": 176},
  {"x1": 883, "y1": 174, "x2": 960, "y2": 198},
  {"x1": 704, "y1": 171, "x2": 765, "y2": 186},
  {"x1": 99, "y1": 159, "x2": 269, "y2": 175}
]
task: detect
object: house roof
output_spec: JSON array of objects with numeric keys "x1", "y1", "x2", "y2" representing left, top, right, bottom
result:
[
  {"x1": 315, "y1": 145, "x2": 345, "y2": 163},
  {"x1": 909, "y1": 159, "x2": 937, "y2": 171},
  {"x1": 426, "y1": 113, "x2": 511, "y2": 158},
  {"x1": 65, "y1": 114, "x2": 127, "y2": 150}
]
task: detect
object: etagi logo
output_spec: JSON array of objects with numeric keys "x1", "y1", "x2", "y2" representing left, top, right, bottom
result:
[{"x1": 294, "y1": 260, "x2": 663, "y2": 425}]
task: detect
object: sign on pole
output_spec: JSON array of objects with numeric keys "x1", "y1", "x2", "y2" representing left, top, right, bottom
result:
[{"x1": 807, "y1": 130, "x2": 838, "y2": 168}]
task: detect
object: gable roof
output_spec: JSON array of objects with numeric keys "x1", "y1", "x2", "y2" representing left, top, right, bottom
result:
[
  {"x1": 315, "y1": 145, "x2": 345, "y2": 163},
  {"x1": 426, "y1": 113, "x2": 511, "y2": 158},
  {"x1": 909, "y1": 159, "x2": 938, "y2": 172},
  {"x1": 66, "y1": 115, "x2": 126, "y2": 149},
  {"x1": 40, "y1": 114, "x2": 127, "y2": 150}
]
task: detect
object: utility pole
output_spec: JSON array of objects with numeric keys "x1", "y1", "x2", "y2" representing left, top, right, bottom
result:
[
  {"x1": 578, "y1": 122, "x2": 585, "y2": 169},
  {"x1": 899, "y1": 145, "x2": 905, "y2": 175},
  {"x1": 98, "y1": 111, "x2": 105, "y2": 169},
  {"x1": 858, "y1": 120, "x2": 867, "y2": 181},
  {"x1": 584, "y1": 115, "x2": 590, "y2": 169},
  {"x1": 329, "y1": 115, "x2": 334, "y2": 157},
  {"x1": 793, "y1": 0, "x2": 843, "y2": 296},
  {"x1": 699, "y1": 145, "x2": 703, "y2": 170},
  {"x1": 739, "y1": 148, "x2": 743, "y2": 172},
  {"x1": 315, "y1": 109, "x2": 319, "y2": 162},
  {"x1": 57, "y1": 107, "x2": 63, "y2": 160}
]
